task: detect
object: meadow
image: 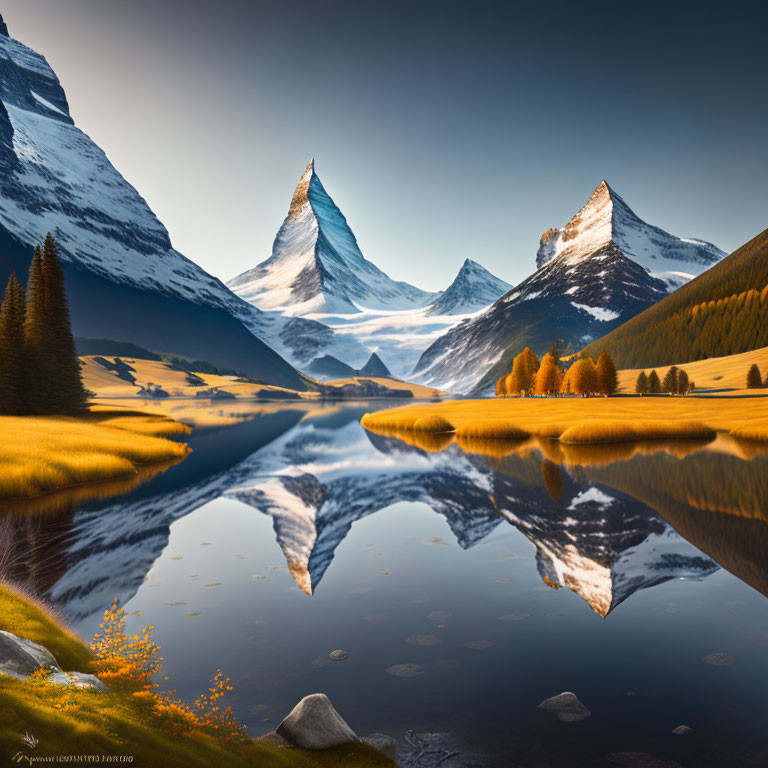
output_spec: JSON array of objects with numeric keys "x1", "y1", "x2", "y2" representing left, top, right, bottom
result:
[
  {"x1": 0, "y1": 409, "x2": 191, "y2": 501},
  {"x1": 360, "y1": 395, "x2": 768, "y2": 444}
]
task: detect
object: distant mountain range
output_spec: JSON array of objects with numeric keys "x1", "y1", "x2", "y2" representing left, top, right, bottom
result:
[
  {"x1": 229, "y1": 161, "x2": 512, "y2": 377},
  {"x1": 581, "y1": 227, "x2": 768, "y2": 369},
  {"x1": 412, "y1": 181, "x2": 725, "y2": 393}
]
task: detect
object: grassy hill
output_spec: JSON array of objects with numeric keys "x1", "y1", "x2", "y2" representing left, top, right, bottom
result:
[{"x1": 581, "y1": 227, "x2": 768, "y2": 368}]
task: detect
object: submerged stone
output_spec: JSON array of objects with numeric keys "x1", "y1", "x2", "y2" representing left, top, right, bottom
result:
[{"x1": 538, "y1": 691, "x2": 591, "y2": 722}]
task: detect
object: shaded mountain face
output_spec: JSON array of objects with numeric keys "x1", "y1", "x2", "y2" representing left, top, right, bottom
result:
[
  {"x1": 427, "y1": 258, "x2": 512, "y2": 316},
  {"x1": 413, "y1": 182, "x2": 724, "y2": 393},
  {"x1": 228, "y1": 160, "x2": 437, "y2": 315},
  {"x1": 0, "y1": 22, "x2": 313, "y2": 388},
  {"x1": 358, "y1": 352, "x2": 391, "y2": 377},
  {"x1": 43, "y1": 410, "x2": 746, "y2": 623}
]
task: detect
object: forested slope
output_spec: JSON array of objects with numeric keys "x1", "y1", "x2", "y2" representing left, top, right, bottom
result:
[{"x1": 581, "y1": 228, "x2": 768, "y2": 368}]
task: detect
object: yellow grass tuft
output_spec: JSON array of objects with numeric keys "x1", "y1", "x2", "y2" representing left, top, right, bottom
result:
[
  {"x1": 412, "y1": 415, "x2": 455, "y2": 433},
  {"x1": 454, "y1": 420, "x2": 529, "y2": 440},
  {"x1": 559, "y1": 420, "x2": 716, "y2": 444}
]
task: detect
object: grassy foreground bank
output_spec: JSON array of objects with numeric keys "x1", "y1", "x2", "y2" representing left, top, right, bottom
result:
[
  {"x1": 0, "y1": 410, "x2": 191, "y2": 501},
  {"x1": 361, "y1": 395, "x2": 768, "y2": 444},
  {"x1": 0, "y1": 584, "x2": 394, "y2": 767}
]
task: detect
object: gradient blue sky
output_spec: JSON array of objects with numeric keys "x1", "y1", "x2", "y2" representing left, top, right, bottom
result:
[{"x1": 3, "y1": 0, "x2": 766, "y2": 290}]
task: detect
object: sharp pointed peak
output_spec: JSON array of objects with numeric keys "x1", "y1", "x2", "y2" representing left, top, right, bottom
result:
[
  {"x1": 289, "y1": 160, "x2": 317, "y2": 216},
  {"x1": 0, "y1": 13, "x2": 8, "y2": 37}
]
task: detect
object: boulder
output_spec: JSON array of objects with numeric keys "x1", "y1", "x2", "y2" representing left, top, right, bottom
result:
[
  {"x1": 363, "y1": 733, "x2": 398, "y2": 759},
  {"x1": 276, "y1": 693, "x2": 358, "y2": 749},
  {"x1": 0, "y1": 630, "x2": 59, "y2": 680},
  {"x1": 538, "y1": 691, "x2": 591, "y2": 722},
  {"x1": 329, "y1": 650, "x2": 349, "y2": 661},
  {"x1": 48, "y1": 671, "x2": 108, "y2": 692},
  {"x1": 672, "y1": 725, "x2": 692, "y2": 736}
]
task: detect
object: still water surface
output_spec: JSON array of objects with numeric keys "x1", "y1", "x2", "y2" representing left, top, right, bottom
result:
[{"x1": 5, "y1": 401, "x2": 768, "y2": 767}]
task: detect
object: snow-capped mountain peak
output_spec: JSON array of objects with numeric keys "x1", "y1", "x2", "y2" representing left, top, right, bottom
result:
[
  {"x1": 228, "y1": 160, "x2": 437, "y2": 315},
  {"x1": 536, "y1": 180, "x2": 725, "y2": 288},
  {"x1": 427, "y1": 258, "x2": 512, "y2": 316}
]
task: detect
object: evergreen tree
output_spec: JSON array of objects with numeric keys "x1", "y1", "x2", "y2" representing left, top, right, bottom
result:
[
  {"x1": 747, "y1": 363, "x2": 763, "y2": 389},
  {"x1": 648, "y1": 369, "x2": 661, "y2": 394},
  {"x1": 534, "y1": 353, "x2": 561, "y2": 395},
  {"x1": 662, "y1": 366, "x2": 679, "y2": 394},
  {"x1": 42, "y1": 234, "x2": 86, "y2": 412},
  {"x1": 549, "y1": 339, "x2": 561, "y2": 365},
  {"x1": 0, "y1": 273, "x2": 26, "y2": 414},
  {"x1": 635, "y1": 371, "x2": 649, "y2": 395},
  {"x1": 23, "y1": 245, "x2": 51, "y2": 413},
  {"x1": 677, "y1": 368, "x2": 690, "y2": 395},
  {"x1": 596, "y1": 353, "x2": 618, "y2": 396}
]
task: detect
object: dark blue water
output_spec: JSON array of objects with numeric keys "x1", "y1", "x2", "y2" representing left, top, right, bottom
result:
[{"x1": 7, "y1": 402, "x2": 768, "y2": 767}]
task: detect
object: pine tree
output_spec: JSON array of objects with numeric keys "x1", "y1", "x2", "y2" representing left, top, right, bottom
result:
[
  {"x1": 648, "y1": 369, "x2": 661, "y2": 394},
  {"x1": 662, "y1": 366, "x2": 678, "y2": 395},
  {"x1": 549, "y1": 339, "x2": 561, "y2": 365},
  {"x1": 23, "y1": 245, "x2": 51, "y2": 413},
  {"x1": 41, "y1": 234, "x2": 87, "y2": 413},
  {"x1": 0, "y1": 273, "x2": 26, "y2": 414},
  {"x1": 747, "y1": 363, "x2": 763, "y2": 389},
  {"x1": 596, "y1": 353, "x2": 618, "y2": 396},
  {"x1": 677, "y1": 368, "x2": 690, "y2": 395},
  {"x1": 635, "y1": 371, "x2": 649, "y2": 395},
  {"x1": 534, "y1": 353, "x2": 561, "y2": 395}
]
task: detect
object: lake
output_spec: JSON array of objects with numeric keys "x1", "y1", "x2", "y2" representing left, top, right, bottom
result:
[{"x1": 3, "y1": 400, "x2": 768, "y2": 767}]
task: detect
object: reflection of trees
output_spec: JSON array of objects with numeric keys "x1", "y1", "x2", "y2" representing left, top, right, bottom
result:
[
  {"x1": 577, "y1": 452, "x2": 768, "y2": 597},
  {"x1": 0, "y1": 507, "x2": 76, "y2": 596},
  {"x1": 541, "y1": 460, "x2": 564, "y2": 501}
]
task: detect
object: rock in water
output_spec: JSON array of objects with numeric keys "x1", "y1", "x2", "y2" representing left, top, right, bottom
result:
[
  {"x1": 48, "y1": 671, "x2": 108, "y2": 692},
  {"x1": 329, "y1": 649, "x2": 349, "y2": 661},
  {"x1": 362, "y1": 733, "x2": 398, "y2": 759},
  {"x1": 276, "y1": 693, "x2": 358, "y2": 749},
  {"x1": 538, "y1": 691, "x2": 591, "y2": 722},
  {"x1": 672, "y1": 725, "x2": 692, "y2": 736},
  {"x1": 0, "y1": 630, "x2": 59, "y2": 679}
]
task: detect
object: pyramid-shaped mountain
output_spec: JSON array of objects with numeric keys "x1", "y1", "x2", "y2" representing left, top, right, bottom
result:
[
  {"x1": 229, "y1": 161, "x2": 437, "y2": 315},
  {"x1": 413, "y1": 181, "x2": 725, "y2": 393},
  {"x1": 428, "y1": 258, "x2": 512, "y2": 316}
]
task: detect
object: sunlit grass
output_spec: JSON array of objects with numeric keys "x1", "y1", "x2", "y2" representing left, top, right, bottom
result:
[
  {"x1": 0, "y1": 413, "x2": 190, "y2": 500},
  {"x1": 361, "y1": 395, "x2": 768, "y2": 447}
]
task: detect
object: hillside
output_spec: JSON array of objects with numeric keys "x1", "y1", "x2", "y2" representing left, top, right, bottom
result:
[{"x1": 582, "y1": 228, "x2": 768, "y2": 368}]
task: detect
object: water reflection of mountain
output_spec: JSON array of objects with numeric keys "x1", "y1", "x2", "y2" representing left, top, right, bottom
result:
[{"x1": 22, "y1": 405, "x2": 768, "y2": 622}]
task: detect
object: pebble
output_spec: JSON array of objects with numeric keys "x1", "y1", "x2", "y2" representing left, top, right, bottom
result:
[
  {"x1": 385, "y1": 663, "x2": 424, "y2": 678},
  {"x1": 329, "y1": 650, "x2": 348, "y2": 661}
]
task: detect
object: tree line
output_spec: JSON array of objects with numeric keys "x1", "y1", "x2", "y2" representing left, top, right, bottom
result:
[
  {"x1": 635, "y1": 366, "x2": 693, "y2": 395},
  {"x1": 495, "y1": 343, "x2": 619, "y2": 397},
  {"x1": 0, "y1": 235, "x2": 87, "y2": 415}
]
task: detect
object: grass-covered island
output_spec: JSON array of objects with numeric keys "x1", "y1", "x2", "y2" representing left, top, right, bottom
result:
[{"x1": 361, "y1": 394, "x2": 768, "y2": 446}]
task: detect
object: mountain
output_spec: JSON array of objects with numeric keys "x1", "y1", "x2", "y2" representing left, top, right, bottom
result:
[
  {"x1": 427, "y1": 258, "x2": 512, "y2": 316},
  {"x1": 358, "y1": 352, "x2": 391, "y2": 377},
  {"x1": 581, "y1": 228, "x2": 768, "y2": 369},
  {"x1": 306, "y1": 355, "x2": 357, "y2": 379},
  {"x1": 413, "y1": 181, "x2": 725, "y2": 393},
  {"x1": 0, "y1": 18, "x2": 376, "y2": 387},
  {"x1": 228, "y1": 160, "x2": 437, "y2": 315}
]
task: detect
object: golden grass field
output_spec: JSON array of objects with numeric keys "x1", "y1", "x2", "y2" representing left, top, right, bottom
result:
[
  {"x1": 361, "y1": 395, "x2": 768, "y2": 445},
  {"x1": 0, "y1": 584, "x2": 395, "y2": 767},
  {"x1": 0, "y1": 410, "x2": 191, "y2": 501},
  {"x1": 616, "y1": 344, "x2": 768, "y2": 393},
  {"x1": 81, "y1": 355, "x2": 443, "y2": 401}
]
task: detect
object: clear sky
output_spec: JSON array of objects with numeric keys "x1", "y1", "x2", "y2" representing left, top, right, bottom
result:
[{"x1": 3, "y1": 0, "x2": 766, "y2": 291}]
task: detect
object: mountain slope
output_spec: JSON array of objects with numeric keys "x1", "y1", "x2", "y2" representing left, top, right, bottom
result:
[
  {"x1": 359, "y1": 352, "x2": 391, "y2": 377},
  {"x1": 413, "y1": 181, "x2": 724, "y2": 393},
  {"x1": 228, "y1": 160, "x2": 436, "y2": 315},
  {"x1": 427, "y1": 259, "x2": 512, "y2": 316},
  {"x1": 581, "y1": 228, "x2": 768, "y2": 369}
]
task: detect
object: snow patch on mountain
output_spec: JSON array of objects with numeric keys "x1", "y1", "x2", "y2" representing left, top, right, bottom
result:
[{"x1": 571, "y1": 303, "x2": 620, "y2": 322}]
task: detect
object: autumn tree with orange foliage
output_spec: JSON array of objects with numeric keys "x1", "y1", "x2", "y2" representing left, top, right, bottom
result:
[
  {"x1": 504, "y1": 347, "x2": 540, "y2": 396},
  {"x1": 563, "y1": 357, "x2": 598, "y2": 396},
  {"x1": 596, "y1": 353, "x2": 618, "y2": 396},
  {"x1": 534, "y1": 353, "x2": 562, "y2": 395}
]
